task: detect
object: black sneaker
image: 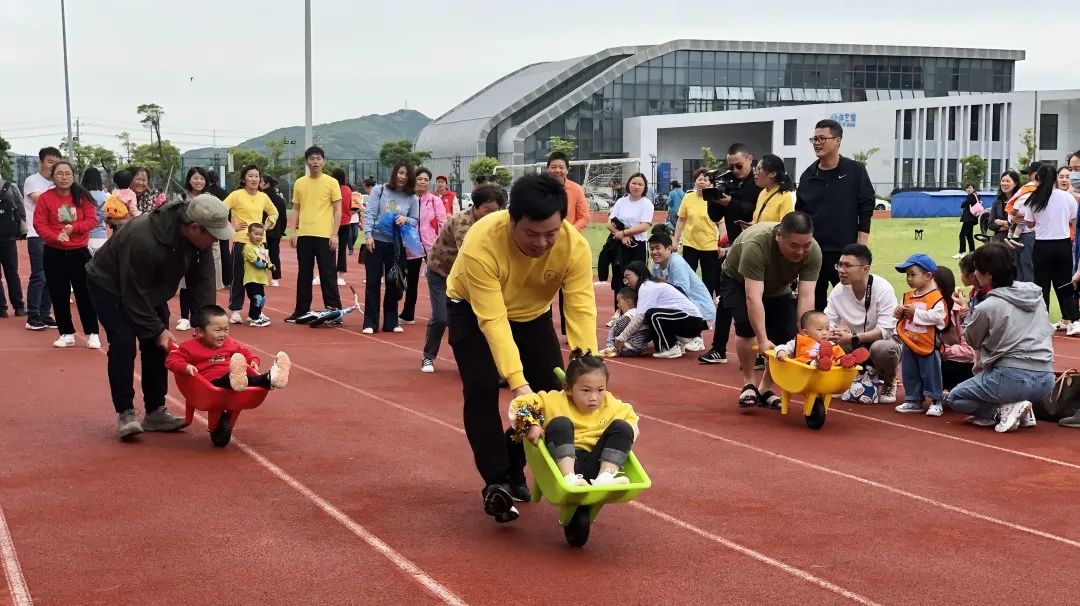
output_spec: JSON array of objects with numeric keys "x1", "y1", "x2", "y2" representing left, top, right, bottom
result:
[
  {"x1": 509, "y1": 479, "x2": 531, "y2": 502},
  {"x1": 42, "y1": 315, "x2": 57, "y2": 328},
  {"x1": 0, "y1": 309, "x2": 8, "y2": 318},
  {"x1": 25, "y1": 316, "x2": 46, "y2": 331},
  {"x1": 481, "y1": 483, "x2": 516, "y2": 521},
  {"x1": 698, "y1": 349, "x2": 727, "y2": 364},
  {"x1": 754, "y1": 354, "x2": 766, "y2": 370},
  {"x1": 14, "y1": 308, "x2": 28, "y2": 317},
  {"x1": 284, "y1": 315, "x2": 300, "y2": 324}
]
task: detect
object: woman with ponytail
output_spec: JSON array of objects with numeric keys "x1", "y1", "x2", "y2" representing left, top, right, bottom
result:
[
  {"x1": 31, "y1": 160, "x2": 101, "y2": 349},
  {"x1": 1019, "y1": 163, "x2": 1080, "y2": 328},
  {"x1": 750, "y1": 154, "x2": 796, "y2": 224}
]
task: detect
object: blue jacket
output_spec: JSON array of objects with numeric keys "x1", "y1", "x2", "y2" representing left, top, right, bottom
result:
[
  {"x1": 666, "y1": 187, "x2": 685, "y2": 226},
  {"x1": 650, "y1": 252, "x2": 715, "y2": 321},
  {"x1": 364, "y1": 184, "x2": 418, "y2": 243}
]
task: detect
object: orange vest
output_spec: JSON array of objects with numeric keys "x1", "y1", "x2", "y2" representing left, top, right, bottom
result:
[
  {"x1": 896, "y1": 289, "x2": 944, "y2": 356},
  {"x1": 794, "y1": 334, "x2": 844, "y2": 365}
]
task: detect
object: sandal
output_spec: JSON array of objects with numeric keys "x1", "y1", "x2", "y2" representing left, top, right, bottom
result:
[
  {"x1": 758, "y1": 390, "x2": 782, "y2": 410},
  {"x1": 738, "y1": 384, "x2": 760, "y2": 409}
]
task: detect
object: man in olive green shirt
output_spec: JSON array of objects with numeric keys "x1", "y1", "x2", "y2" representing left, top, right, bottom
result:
[{"x1": 720, "y1": 212, "x2": 821, "y2": 409}]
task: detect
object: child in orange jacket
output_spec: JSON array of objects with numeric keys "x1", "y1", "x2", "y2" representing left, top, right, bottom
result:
[{"x1": 775, "y1": 310, "x2": 869, "y2": 371}]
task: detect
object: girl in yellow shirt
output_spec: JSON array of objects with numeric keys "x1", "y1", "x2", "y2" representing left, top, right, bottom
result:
[
  {"x1": 750, "y1": 154, "x2": 796, "y2": 224},
  {"x1": 509, "y1": 350, "x2": 640, "y2": 487},
  {"x1": 673, "y1": 168, "x2": 720, "y2": 295}
]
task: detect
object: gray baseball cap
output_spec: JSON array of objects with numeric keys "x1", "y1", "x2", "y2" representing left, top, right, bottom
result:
[{"x1": 187, "y1": 194, "x2": 235, "y2": 241}]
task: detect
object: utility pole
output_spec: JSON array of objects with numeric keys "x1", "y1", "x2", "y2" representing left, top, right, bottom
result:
[
  {"x1": 60, "y1": 0, "x2": 75, "y2": 164},
  {"x1": 304, "y1": 0, "x2": 313, "y2": 150}
]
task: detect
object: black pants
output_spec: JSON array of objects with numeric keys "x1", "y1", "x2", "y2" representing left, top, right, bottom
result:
[
  {"x1": 958, "y1": 222, "x2": 976, "y2": 254},
  {"x1": 1034, "y1": 238, "x2": 1079, "y2": 321},
  {"x1": 682, "y1": 246, "x2": 718, "y2": 297},
  {"x1": 448, "y1": 301, "x2": 563, "y2": 486},
  {"x1": 942, "y1": 359, "x2": 975, "y2": 391},
  {"x1": 644, "y1": 308, "x2": 704, "y2": 352},
  {"x1": 210, "y1": 370, "x2": 272, "y2": 390},
  {"x1": 266, "y1": 236, "x2": 282, "y2": 280},
  {"x1": 219, "y1": 239, "x2": 233, "y2": 285},
  {"x1": 721, "y1": 273, "x2": 798, "y2": 343},
  {"x1": 609, "y1": 244, "x2": 648, "y2": 309},
  {"x1": 336, "y1": 225, "x2": 351, "y2": 273},
  {"x1": 0, "y1": 239, "x2": 24, "y2": 312},
  {"x1": 43, "y1": 246, "x2": 98, "y2": 336},
  {"x1": 400, "y1": 257, "x2": 423, "y2": 321},
  {"x1": 245, "y1": 283, "x2": 266, "y2": 320},
  {"x1": 363, "y1": 240, "x2": 402, "y2": 331},
  {"x1": 814, "y1": 251, "x2": 842, "y2": 312},
  {"x1": 545, "y1": 417, "x2": 634, "y2": 480},
  {"x1": 228, "y1": 242, "x2": 246, "y2": 311},
  {"x1": 87, "y1": 281, "x2": 168, "y2": 414},
  {"x1": 179, "y1": 288, "x2": 193, "y2": 320},
  {"x1": 292, "y1": 236, "x2": 341, "y2": 316}
]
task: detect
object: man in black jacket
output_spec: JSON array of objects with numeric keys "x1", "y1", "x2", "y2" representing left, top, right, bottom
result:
[
  {"x1": 0, "y1": 177, "x2": 27, "y2": 318},
  {"x1": 86, "y1": 195, "x2": 233, "y2": 439},
  {"x1": 796, "y1": 119, "x2": 875, "y2": 310}
]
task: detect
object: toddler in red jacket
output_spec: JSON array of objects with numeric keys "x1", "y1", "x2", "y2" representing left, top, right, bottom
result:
[{"x1": 166, "y1": 305, "x2": 291, "y2": 391}]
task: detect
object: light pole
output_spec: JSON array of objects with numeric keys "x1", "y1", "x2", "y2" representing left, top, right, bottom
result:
[
  {"x1": 304, "y1": 0, "x2": 313, "y2": 150},
  {"x1": 60, "y1": 0, "x2": 75, "y2": 164}
]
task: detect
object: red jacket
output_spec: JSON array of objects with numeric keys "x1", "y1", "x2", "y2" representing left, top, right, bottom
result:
[
  {"x1": 340, "y1": 185, "x2": 353, "y2": 226},
  {"x1": 165, "y1": 337, "x2": 260, "y2": 381},
  {"x1": 32, "y1": 189, "x2": 98, "y2": 250}
]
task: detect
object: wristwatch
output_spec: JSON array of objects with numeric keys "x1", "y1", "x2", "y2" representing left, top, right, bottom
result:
[{"x1": 850, "y1": 334, "x2": 861, "y2": 348}]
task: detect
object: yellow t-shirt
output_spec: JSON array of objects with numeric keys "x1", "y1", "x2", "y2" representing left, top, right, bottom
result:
[
  {"x1": 446, "y1": 211, "x2": 597, "y2": 390},
  {"x1": 752, "y1": 187, "x2": 796, "y2": 224},
  {"x1": 676, "y1": 191, "x2": 718, "y2": 251},
  {"x1": 292, "y1": 174, "x2": 342, "y2": 238},
  {"x1": 223, "y1": 189, "x2": 279, "y2": 244},
  {"x1": 509, "y1": 390, "x2": 639, "y2": 451}
]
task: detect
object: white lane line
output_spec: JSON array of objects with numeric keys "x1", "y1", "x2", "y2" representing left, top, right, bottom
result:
[
  {"x1": 645, "y1": 415, "x2": 1080, "y2": 549},
  {"x1": 132, "y1": 373, "x2": 469, "y2": 606},
  {"x1": 0, "y1": 504, "x2": 32, "y2": 606}
]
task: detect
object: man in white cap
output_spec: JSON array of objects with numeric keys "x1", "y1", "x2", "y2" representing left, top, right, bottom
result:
[{"x1": 87, "y1": 194, "x2": 234, "y2": 439}]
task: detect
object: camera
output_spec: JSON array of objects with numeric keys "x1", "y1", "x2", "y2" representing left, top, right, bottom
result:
[{"x1": 702, "y1": 170, "x2": 741, "y2": 203}]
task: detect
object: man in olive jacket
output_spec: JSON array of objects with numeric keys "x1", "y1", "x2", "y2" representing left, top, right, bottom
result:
[{"x1": 86, "y1": 194, "x2": 234, "y2": 439}]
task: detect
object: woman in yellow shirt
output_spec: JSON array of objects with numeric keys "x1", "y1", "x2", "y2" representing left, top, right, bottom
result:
[
  {"x1": 673, "y1": 168, "x2": 720, "y2": 295},
  {"x1": 222, "y1": 165, "x2": 278, "y2": 324},
  {"x1": 750, "y1": 154, "x2": 796, "y2": 224}
]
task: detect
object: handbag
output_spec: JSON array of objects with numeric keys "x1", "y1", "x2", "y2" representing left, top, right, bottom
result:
[
  {"x1": 1033, "y1": 369, "x2": 1080, "y2": 421},
  {"x1": 385, "y1": 227, "x2": 408, "y2": 299},
  {"x1": 970, "y1": 200, "x2": 985, "y2": 216}
]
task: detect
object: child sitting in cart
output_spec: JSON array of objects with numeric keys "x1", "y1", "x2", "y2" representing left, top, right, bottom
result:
[
  {"x1": 775, "y1": 310, "x2": 869, "y2": 370},
  {"x1": 166, "y1": 305, "x2": 291, "y2": 391},
  {"x1": 509, "y1": 350, "x2": 640, "y2": 487}
]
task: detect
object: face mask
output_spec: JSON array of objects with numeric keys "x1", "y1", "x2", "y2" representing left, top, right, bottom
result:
[{"x1": 1070, "y1": 171, "x2": 1080, "y2": 190}]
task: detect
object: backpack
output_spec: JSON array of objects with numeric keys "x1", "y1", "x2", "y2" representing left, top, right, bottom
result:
[{"x1": 0, "y1": 181, "x2": 24, "y2": 239}]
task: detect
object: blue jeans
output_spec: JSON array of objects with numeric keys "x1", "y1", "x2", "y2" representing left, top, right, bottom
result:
[
  {"x1": 423, "y1": 268, "x2": 447, "y2": 359},
  {"x1": 1014, "y1": 231, "x2": 1035, "y2": 282},
  {"x1": 901, "y1": 345, "x2": 943, "y2": 403},
  {"x1": 26, "y1": 236, "x2": 52, "y2": 318},
  {"x1": 945, "y1": 366, "x2": 1054, "y2": 421}
]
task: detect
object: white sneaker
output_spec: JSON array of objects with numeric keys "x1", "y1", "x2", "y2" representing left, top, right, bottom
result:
[
  {"x1": 562, "y1": 472, "x2": 588, "y2": 487},
  {"x1": 336, "y1": 277, "x2": 346, "y2": 286},
  {"x1": 1056, "y1": 320, "x2": 1071, "y2": 331},
  {"x1": 951, "y1": 253, "x2": 964, "y2": 259},
  {"x1": 249, "y1": 317, "x2": 271, "y2": 327},
  {"x1": 894, "y1": 401, "x2": 924, "y2": 414},
  {"x1": 591, "y1": 470, "x2": 630, "y2": 486},
  {"x1": 995, "y1": 401, "x2": 1032, "y2": 433},
  {"x1": 878, "y1": 380, "x2": 898, "y2": 404},
  {"x1": 1067, "y1": 321, "x2": 1080, "y2": 337},
  {"x1": 925, "y1": 402, "x2": 944, "y2": 417},
  {"x1": 420, "y1": 358, "x2": 435, "y2": 373},
  {"x1": 269, "y1": 352, "x2": 291, "y2": 389},
  {"x1": 678, "y1": 336, "x2": 706, "y2": 352},
  {"x1": 392, "y1": 326, "x2": 404, "y2": 333},
  {"x1": 175, "y1": 318, "x2": 191, "y2": 331},
  {"x1": 362, "y1": 328, "x2": 374, "y2": 335},
  {"x1": 259, "y1": 313, "x2": 270, "y2": 322},
  {"x1": 270, "y1": 279, "x2": 280, "y2": 287},
  {"x1": 652, "y1": 345, "x2": 683, "y2": 359},
  {"x1": 87, "y1": 334, "x2": 101, "y2": 349},
  {"x1": 1019, "y1": 406, "x2": 1037, "y2": 428},
  {"x1": 52, "y1": 334, "x2": 76, "y2": 348},
  {"x1": 313, "y1": 275, "x2": 321, "y2": 285},
  {"x1": 229, "y1": 311, "x2": 242, "y2": 325}
]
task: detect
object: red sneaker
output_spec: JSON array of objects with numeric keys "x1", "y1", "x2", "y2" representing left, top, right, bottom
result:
[
  {"x1": 840, "y1": 347, "x2": 871, "y2": 369},
  {"x1": 816, "y1": 342, "x2": 834, "y2": 371}
]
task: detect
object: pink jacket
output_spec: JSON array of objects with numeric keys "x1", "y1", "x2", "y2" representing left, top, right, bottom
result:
[
  {"x1": 111, "y1": 188, "x2": 141, "y2": 217},
  {"x1": 941, "y1": 308, "x2": 976, "y2": 364},
  {"x1": 418, "y1": 192, "x2": 448, "y2": 253}
]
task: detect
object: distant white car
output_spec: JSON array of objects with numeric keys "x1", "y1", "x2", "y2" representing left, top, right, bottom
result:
[
  {"x1": 459, "y1": 193, "x2": 472, "y2": 210},
  {"x1": 874, "y1": 199, "x2": 891, "y2": 211},
  {"x1": 587, "y1": 194, "x2": 611, "y2": 212}
]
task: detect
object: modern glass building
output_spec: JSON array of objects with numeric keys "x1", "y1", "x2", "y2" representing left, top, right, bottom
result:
[{"x1": 416, "y1": 40, "x2": 1024, "y2": 172}]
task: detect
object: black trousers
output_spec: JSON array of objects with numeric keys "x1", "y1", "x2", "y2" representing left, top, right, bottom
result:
[
  {"x1": 0, "y1": 239, "x2": 24, "y2": 312},
  {"x1": 363, "y1": 240, "x2": 402, "y2": 331},
  {"x1": 336, "y1": 225, "x2": 351, "y2": 273},
  {"x1": 245, "y1": 283, "x2": 266, "y2": 320},
  {"x1": 87, "y1": 281, "x2": 168, "y2": 414},
  {"x1": 958, "y1": 222, "x2": 976, "y2": 254},
  {"x1": 644, "y1": 308, "x2": 704, "y2": 351},
  {"x1": 400, "y1": 257, "x2": 423, "y2": 321},
  {"x1": 228, "y1": 242, "x2": 246, "y2": 311},
  {"x1": 545, "y1": 417, "x2": 634, "y2": 480},
  {"x1": 219, "y1": 239, "x2": 233, "y2": 285},
  {"x1": 179, "y1": 288, "x2": 194, "y2": 320},
  {"x1": 292, "y1": 236, "x2": 341, "y2": 316},
  {"x1": 942, "y1": 359, "x2": 975, "y2": 391},
  {"x1": 1034, "y1": 238, "x2": 1080, "y2": 321},
  {"x1": 609, "y1": 243, "x2": 648, "y2": 309},
  {"x1": 266, "y1": 236, "x2": 282, "y2": 280},
  {"x1": 43, "y1": 246, "x2": 98, "y2": 336},
  {"x1": 814, "y1": 251, "x2": 842, "y2": 312},
  {"x1": 682, "y1": 246, "x2": 718, "y2": 297},
  {"x1": 210, "y1": 370, "x2": 272, "y2": 390},
  {"x1": 448, "y1": 301, "x2": 563, "y2": 486}
]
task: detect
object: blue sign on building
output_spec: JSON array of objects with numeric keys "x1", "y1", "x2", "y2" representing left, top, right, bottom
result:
[
  {"x1": 830, "y1": 112, "x2": 857, "y2": 128},
  {"x1": 657, "y1": 163, "x2": 672, "y2": 194}
]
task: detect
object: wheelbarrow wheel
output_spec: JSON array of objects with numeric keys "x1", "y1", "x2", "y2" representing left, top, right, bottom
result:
[
  {"x1": 805, "y1": 400, "x2": 826, "y2": 430},
  {"x1": 564, "y1": 506, "x2": 591, "y2": 548},
  {"x1": 210, "y1": 411, "x2": 233, "y2": 447}
]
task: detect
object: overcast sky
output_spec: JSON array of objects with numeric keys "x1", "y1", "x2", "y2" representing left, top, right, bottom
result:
[{"x1": 3, "y1": 0, "x2": 1077, "y2": 156}]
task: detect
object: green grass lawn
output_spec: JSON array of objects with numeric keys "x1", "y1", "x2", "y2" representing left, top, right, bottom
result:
[{"x1": 583, "y1": 218, "x2": 1064, "y2": 321}]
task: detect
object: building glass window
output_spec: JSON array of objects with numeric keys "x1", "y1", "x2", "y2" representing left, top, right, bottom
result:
[
  {"x1": 783, "y1": 119, "x2": 797, "y2": 146},
  {"x1": 784, "y1": 157, "x2": 796, "y2": 178},
  {"x1": 1040, "y1": 113, "x2": 1059, "y2": 150},
  {"x1": 991, "y1": 159, "x2": 1002, "y2": 184},
  {"x1": 923, "y1": 160, "x2": 936, "y2": 187},
  {"x1": 903, "y1": 109, "x2": 914, "y2": 140},
  {"x1": 991, "y1": 104, "x2": 1002, "y2": 141},
  {"x1": 926, "y1": 108, "x2": 936, "y2": 140},
  {"x1": 970, "y1": 106, "x2": 980, "y2": 141},
  {"x1": 946, "y1": 159, "x2": 958, "y2": 187},
  {"x1": 948, "y1": 107, "x2": 957, "y2": 141}
]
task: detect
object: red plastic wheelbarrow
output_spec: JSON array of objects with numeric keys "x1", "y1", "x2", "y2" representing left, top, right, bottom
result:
[{"x1": 172, "y1": 370, "x2": 270, "y2": 447}]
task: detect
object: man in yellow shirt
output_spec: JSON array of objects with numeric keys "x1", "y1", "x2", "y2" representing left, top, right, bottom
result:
[
  {"x1": 446, "y1": 174, "x2": 597, "y2": 523},
  {"x1": 285, "y1": 146, "x2": 343, "y2": 322}
]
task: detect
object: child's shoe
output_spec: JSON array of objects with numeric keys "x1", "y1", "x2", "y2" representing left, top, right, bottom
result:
[
  {"x1": 228, "y1": 353, "x2": 249, "y2": 391},
  {"x1": 926, "y1": 402, "x2": 944, "y2": 417},
  {"x1": 591, "y1": 470, "x2": 630, "y2": 486},
  {"x1": 270, "y1": 351, "x2": 291, "y2": 389},
  {"x1": 175, "y1": 318, "x2": 191, "y2": 331},
  {"x1": 563, "y1": 472, "x2": 588, "y2": 487},
  {"x1": 840, "y1": 347, "x2": 871, "y2": 369},
  {"x1": 597, "y1": 347, "x2": 617, "y2": 358},
  {"x1": 816, "y1": 344, "x2": 834, "y2": 371},
  {"x1": 606, "y1": 311, "x2": 622, "y2": 328},
  {"x1": 895, "y1": 401, "x2": 924, "y2": 413}
]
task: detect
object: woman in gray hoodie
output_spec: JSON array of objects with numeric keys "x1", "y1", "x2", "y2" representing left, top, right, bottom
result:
[{"x1": 945, "y1": 243, "x2": 1055, "y2": 433}]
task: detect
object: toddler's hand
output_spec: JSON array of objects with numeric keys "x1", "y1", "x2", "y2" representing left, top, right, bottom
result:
[
  {"x1": 526, "y1": 425, "x2": 544, "y2": 445},
  {"x1": 185, "y1": 365, "x2": 197, "y2": 376},
  {"x1": 775, "y1": 349, "x2": 790, "y2": 360}
]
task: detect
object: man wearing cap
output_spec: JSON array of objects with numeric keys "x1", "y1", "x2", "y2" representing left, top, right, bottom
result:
[{"x1": 87, "y1": 194, "x2": 234, "y2": 440}]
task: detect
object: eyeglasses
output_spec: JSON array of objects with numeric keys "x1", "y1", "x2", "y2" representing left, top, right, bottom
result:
[
  {"x1": 729, "y1": 163, "x2": 744, "y2": 171},
  {"x1": 810, "y1": 136, "x2": 839, "y2": 144},
  {"x1": 834, "y1": 263, "x2": 867, "y2": 271}
]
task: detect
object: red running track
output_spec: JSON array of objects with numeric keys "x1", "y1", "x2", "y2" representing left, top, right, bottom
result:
[{"x1": 2, "y1": 246, "x2": 1080, "y2": 605}]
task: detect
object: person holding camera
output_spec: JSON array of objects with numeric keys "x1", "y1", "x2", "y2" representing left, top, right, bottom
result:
[
  {"x1": 795, "y1": 119, "x2": 876, "y2": 311},
  {"x1": 673, "y1": 168, "x2": 720, "y2": 296}
]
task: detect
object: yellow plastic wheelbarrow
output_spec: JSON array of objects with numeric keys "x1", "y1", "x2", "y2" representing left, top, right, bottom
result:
[
  {"x1": 765, "y1": 351, "x2": 861, "y2": 430},
  {"x1": 524, "y1": 440, "x2": 651, "y2": 547}
]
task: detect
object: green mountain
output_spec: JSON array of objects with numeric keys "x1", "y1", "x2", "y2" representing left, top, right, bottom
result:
[{"x1": 182, "y1": 109, "x2": 431, "y2": 161}]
